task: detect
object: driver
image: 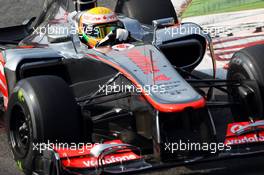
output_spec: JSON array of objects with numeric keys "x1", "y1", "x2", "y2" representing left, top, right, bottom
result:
[{"x1": 77, "y1": 7, "x2": 129, "y2": 48}]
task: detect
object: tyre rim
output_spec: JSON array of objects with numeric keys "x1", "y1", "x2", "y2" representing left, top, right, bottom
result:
[
  {"x1": 230, "y1": 71, "x2": 260, "y2": 119},
  {"x1": 10, "y1": 104, "x2": 30, "y2": 158},
  {"x1": 230, "y1": 72, "x2": 247, "y2": 99}
]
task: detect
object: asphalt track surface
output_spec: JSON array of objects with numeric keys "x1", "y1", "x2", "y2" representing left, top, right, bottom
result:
[{"x1": 1, "y1": 0, "x2": 264, "y2": 175}]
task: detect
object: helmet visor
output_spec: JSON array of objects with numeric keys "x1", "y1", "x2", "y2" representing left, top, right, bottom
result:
[{"x1": 83, "y1": 22, "x2": 121, "y2": 39}]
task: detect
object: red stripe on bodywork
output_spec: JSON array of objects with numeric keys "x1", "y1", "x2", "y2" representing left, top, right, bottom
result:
[
  {"x1": 0, "y1": 52, "x2": 5, "y2": 64},
  {"x1": 0, "y1": 83, "x2": 8, "y2": 97},
  {"x1": 87, "y1": 53, "x2": 205, "y2": 112},
  {"x1": 0, "y1": 70, "x2": 7, "y2": 88},
  {"x1": 0, "y1": 52, "x2": 8, "y2": 108},
  {"x1": 17, "y1": 45, "x2": 35, "y2": 49}
]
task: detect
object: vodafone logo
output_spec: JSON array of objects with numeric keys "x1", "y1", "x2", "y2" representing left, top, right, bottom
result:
[
  {"x1": 230, "y1": 124, "x2": 243, "y2": 134},
  {"x1": 225, "y1": 120, "x2": 264, "y2": 145}
]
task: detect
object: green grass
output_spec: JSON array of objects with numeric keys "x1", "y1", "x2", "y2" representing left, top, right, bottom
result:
[{"x1": 183, "y1": 0, "x2": 264, "y2": 17}]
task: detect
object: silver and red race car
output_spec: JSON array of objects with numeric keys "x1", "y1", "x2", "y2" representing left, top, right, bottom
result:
[{"x1": 1, "y1": 0, "x2": 264, "y2": 174}]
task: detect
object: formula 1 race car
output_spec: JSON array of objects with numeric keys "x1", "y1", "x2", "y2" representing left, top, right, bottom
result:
[{"x1": 1, "y1": 0, "x2": 264, "y2": 175}]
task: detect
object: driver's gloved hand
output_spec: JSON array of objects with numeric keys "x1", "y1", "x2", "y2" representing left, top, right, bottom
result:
[
  {"x1": 116, "y1": 29, "x2": 129, "y2": 41},
  {"x1": 96, "y1": 28, "x2": 129, "y2": 47}
]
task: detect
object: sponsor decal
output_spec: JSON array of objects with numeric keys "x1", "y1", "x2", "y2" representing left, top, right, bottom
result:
[
  {"x1": 55, "y1": 140, "x2": 141, "y2": 169},
  {"x1": 18, "y1": 89, "x2": 25, "y2": 103},
  {"x1": 225, "y1": 120, "x2": 264, "y2": 145},
  {"x1": 82, "y1": 153, "x2": 139, "y2": 168},
  {"x1": 225, "y1": 134, "x2": 264, "y2": 145},
  {"x1": 154, "y1": 74, "x2": 171, "y2": 81},
  {"x1": 112, "y1": 43, "x2": 135, "y2": 51},
  {"x1": 82, "y1": 13, "x2": 117, "y2": 24},
  {"x1": 126, "y1": 49, "x2": 160, "y2": 75},
  {"x1": 230, "y1": 124, "x2": 243, "y2": 134},
  {"x1": 126, "y1": 49, "x2": 171, "y2": 82}
]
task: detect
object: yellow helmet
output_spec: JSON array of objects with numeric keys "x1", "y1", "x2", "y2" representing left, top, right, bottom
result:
[{"x1": 79, "y1": 7, "x2": 120, "y2": 47}]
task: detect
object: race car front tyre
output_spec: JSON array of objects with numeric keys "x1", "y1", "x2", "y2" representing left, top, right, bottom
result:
[
  {"x1": 227, "y1": 44, "x2": 264, "y2": 121},
  {"x1": 6, "y1": 75, "x2": 83, "y2": 175}
]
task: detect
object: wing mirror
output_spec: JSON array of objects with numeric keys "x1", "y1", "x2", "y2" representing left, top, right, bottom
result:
[
  {"x1": 152, "y1": 17, "x2": 175, "y2": 29},
  {"x1": 48, "y1": 35, "x2": 71, "y2": 43},
  {"x1": 152, "y1": 17, "x2": 175, "y2": 45},
  {"x1": 47, "y1": 24, "x2": 72, "y2": 43}
]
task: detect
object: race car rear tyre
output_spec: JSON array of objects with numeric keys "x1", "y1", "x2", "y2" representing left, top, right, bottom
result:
[
  {"x1": 6, "y1": 76, "x2": 83, "y2": 175},
  {"x1": 227, "y1": 44, "x2": 264, "y2": 121}
]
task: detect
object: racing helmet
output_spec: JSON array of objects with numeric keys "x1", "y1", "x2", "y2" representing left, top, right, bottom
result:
[{"x1": 79, "y1": 7, "x2": 122, "y2": 47}]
